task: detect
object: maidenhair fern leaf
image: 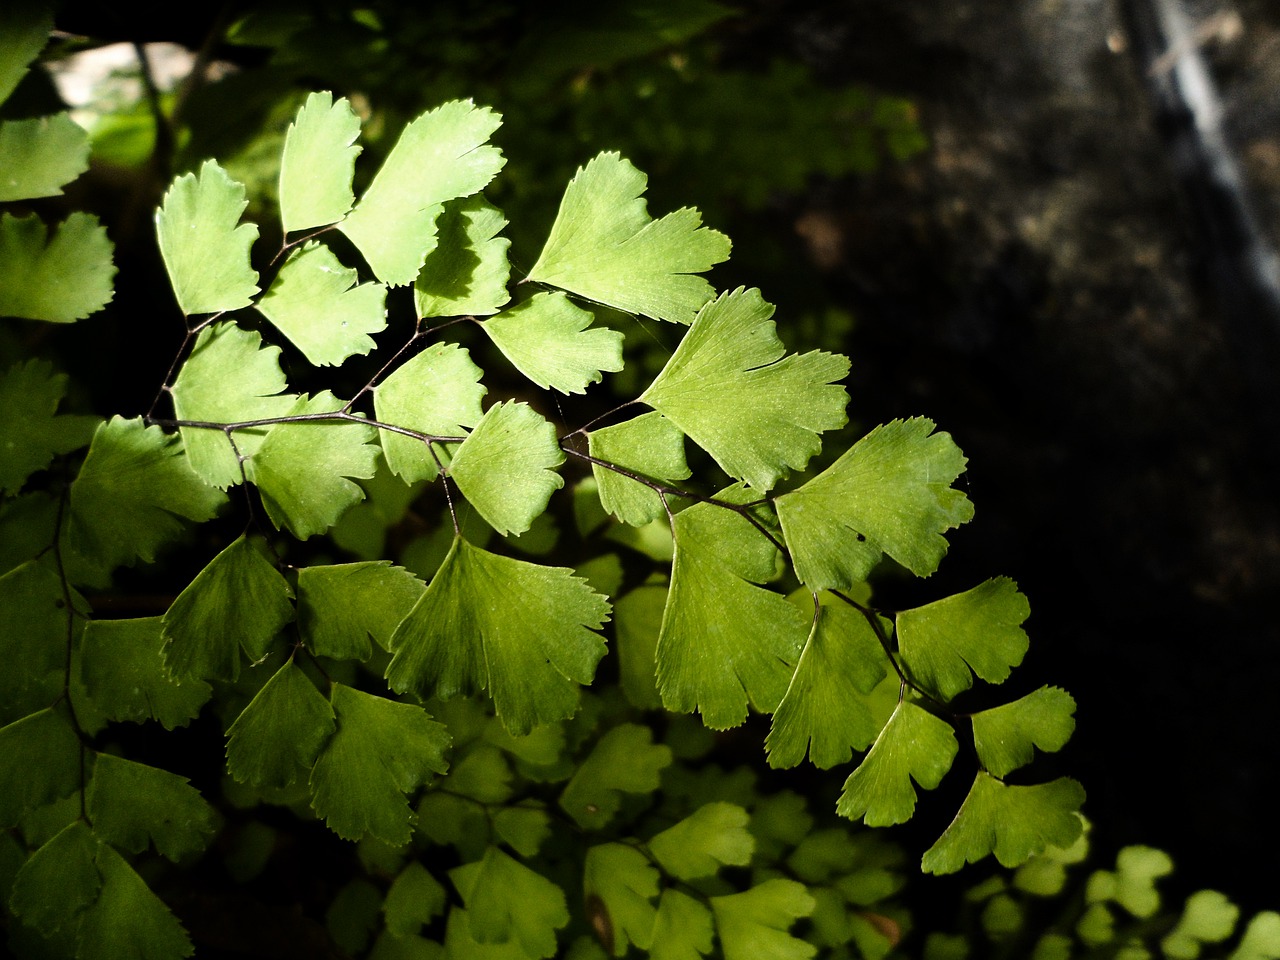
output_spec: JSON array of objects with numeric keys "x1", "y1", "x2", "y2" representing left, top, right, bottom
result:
[
  {"x1": 279, "y1": 91, "x2": 361, "y2": 233},
  {"x1": 0, "y1": 360, "x2": 99, "y2": 495},
  {"x1": 0, "y1": 212, "x2": 115, "y2": 323},
  {"x1": 588, "y1": 412, "x2": 690, "y2": 527},
  {"x1": 296, "y1": 561, "x2": 424, "y2": 659},
  {"x1": 415, "y1": 196, "x2": 512, "y2": 317},
  {"x1": 652, "y1": 889, "x2": 715, "y2": 960},
  {"x1": 559, "y1": 724, "x2": 672, "y2": 829},
  {"x1": 479, "y1": 292, "x2": 623, "y2": 395},
  {"x1": 0, "y1": 707, "x2": 81, "y2": 827},
  {"x1": 449, "y1": 846, "x2": 569, "y2": 958},
  {"x1": 0, "y1": 113, "x2": 89, "y2": 201},
  {"x1": 225, "y1": 659, "x2": 335, "y2": 789},
  {"x1": 86, "y1": 753, "x2": 216, "y2": 861},
  {"x1": 648, "y1": 802, "x2": 754, "y2": 880},
  {"x1": 710, "y1": 879, "x2": 817, "y2": 960},
  {"x1": 584, "y1": 844, "x2": 660, "y2": 956},
  {"x1": 79, "y1": 617, "x2": 211, "y2": 730},
  {"x1": 971, "y1": 686, "x2": 1076, "y2": 778}
]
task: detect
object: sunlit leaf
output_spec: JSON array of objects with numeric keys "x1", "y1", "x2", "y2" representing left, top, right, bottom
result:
[
  {"x1": 279, "y1": 91, "x2": 361, "y2": 232},
  {"x1": 0, "y1": 113, "x2": 88, "y2": 200},
  {"x1": 415, "y1": 196, "x2": 511, "y2": 317},
  {"x1": 588, "y1": 412, "x2": 690, "y2": 526},
  {"x1": 972, "y1": 686, "x2": 1075, "y2": 778},
  {"x1": 0, "y1": 212, "x2": 115, "y2": 322},
  {"x1": 480, "y1": 292, "x2": 623, "y2": 394}
]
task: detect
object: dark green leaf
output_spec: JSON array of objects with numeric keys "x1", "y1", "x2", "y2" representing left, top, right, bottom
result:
[
  {"x1": 225, "y1": 659, "x2": 335, "y2": 788},
  {"x1": 87, "y1": 753, "x2": 216, "y2": 861}
]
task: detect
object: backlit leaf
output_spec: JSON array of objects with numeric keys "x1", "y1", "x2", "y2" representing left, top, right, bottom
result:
[
  {"x1": 0, "y1": 212, "x2": 115, "y2": 322},
  {"x1": 649, "y1": 802, "x2": 754, "y2": 880},
  {"x1": 80, "y1": 617, "x2": 211, "y2": 729},
  {"x1": 480, "y1": 292, "x2": 623, "y2": 395},
  {"x1": 279, "y1": 91, "x2": 361, "y2": 232},
  {"x1": 588, "y1": 412, "x2": 690, "y2": 526},
  {"x1": 710, "y1": 879, "x2": 816, "y2": 960},
  {"x1": 225, "y1": 659, "x2": 335, "y2": 788},
  {"x1": 584, "y1": 843, "x2": 659, "y2": 955},
  {"x1": 972, "y1": 686, "x2": 1075, "y2": 778},
  {"x1": 1086, "y1": 845, "x2": 1174, "y2": 918},
  {"x1": 297, "y1": 561, "x2": 424, "y2": 659},
  {"x1": 87, "y1": 753, "x2": 216, "y2": 861},
  {"x1": 0, "y1": 113, "x2": 88, "y2": 200},
  {"x1": 415, "y1": 196, "x2": 511, "y2": 317},
  {"x1": 559, "y1": 723, "x2": 671, "y2": 829}
]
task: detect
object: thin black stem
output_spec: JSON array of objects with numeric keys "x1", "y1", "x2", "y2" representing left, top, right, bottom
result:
[
  {"x1": 344, "y1": 323, "x2": 429, "y2": 413},
  {"x1": 50, "y1": 472, "x2": 90, "y2": 821},
  {"x1": 146, "y1": 411, "x2": 464, "y2": 446},
  {"x1": 560, "y1": 400, "x2": 642, "y2": 441}
]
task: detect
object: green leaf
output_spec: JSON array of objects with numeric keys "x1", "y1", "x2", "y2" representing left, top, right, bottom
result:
[
  {"x1": 450, "y1": 846, "x2": 569, "y2": 958},
  {"x1": 225, "y1": 659, "x2": 335, "y2": 788},
  {"x1": 0, "y1": 211, "x2": 115, "y2": 322},
  {"x1": 775, "y1": 417, "x2": 974, "y2": 589},
  {"x1": 836, "y1": 700, "x2": 958, "y2": 827},
  {"x1": 613, "y1": 583, "x2": 665, "y2": 709},
  {"x1": 0, "y1": 707, "x2": 81, "y2": 827},
  {"x1": 588, "y1": 412, "x2": 690, "y2": 526},
  {"x1": 256, "y1": 242, "x2": 387, "y2": 366},
  {"x1": 297, "y1": 561, "x2": 424, "y2": 659},
  {"x1": 1013, "y1": 820, "x2": 1089, "y2": 896},
  {"x1": 449, "y1": 401, "x2": 565, "y2": 536},
  {"x1": 656, "y1": 492, "x2": 809, "y2": 729},
  {"x1": 76, "y1": 841, "x2": 195, "y2": 959},
  {"x1": 559, "y1": 723, "x2": 671, "y2": 829},
  {"x1": 170, "y1": 322, "x2": 296, "y2": 488},
  {"x1": 374, "y1": 342, "x2": 486, "y2": 483},
  {"x1": 652, "y1": 890, "x2": 715, "y2": 960},
  {"x1": 0, "y1": 560, "x2": 73, "y2": 722},
  {"x1": 388, "y1": 537, "x2": 609, "y2": 735},
  {"x1": 246, "y1": 391, "x2": 379, "y2": 539},
  {"x1": 493, "y1": 805, "x2": 551, "y2": 858},
  {"x1": 972, "y1": 686, "x2": 1076, "y2": 778},
  {"x1": 1086, "y1": 845, "x2": 1174, "y2": 918},
  {"x1": 480, "y1": 292, "x2": 623, "y2": 395},
  {"x1": 0, "y1": 113, "x2": 88, "y2": 200},
  {"x1": 640, "y1": 287, "x2": 849, "y2": 491},
  {"x1": 0, "y1": 360, "x2": 98, "y2": 494},
  {"x1": 444, "y1": 908, "x2": 528, "y2": 960},
  {"x1": 415, "y1": 196, "x2": 511, "y2": 317},
  {"x1": 766, "y1": 595, "x2": 889, "y2": 769},
  {"x1": 383, "y1": 861, "x2": 447, "y2": 937},
  {"x1": 649, "y1": 802, "x2": 754, "y2": 880},
  {"x1": 80, "y1": 617, "x2": 211, "y2": 729},
  {"x1": 1162, "y1": 891, "x2": 1240, "y2": 959},
  {"x1": 896, "y1": 578, "x2": 1030, "y2": 701},
  {"x1": 920, "y1": 773, "x2": 1086, "y2": 874},
  {"x1": 0, "y1": 5, "x2": 52, "y2": 105},
  {"x1": 710, "y1": 879, "x2": 816, "y2": 960},
  {"x1": 309, "y1": 684, "x2": 450, "y2": 844},
  {"x1": 340, "y1": 99, "x2": 505, "y2": 285},
  {"x1": 161, "y1": 534, "x2": 295, "y2": 681},
  {"x1": 279, "y1": 91, "x2": 361, "y2": 232},
  {"x1": 87, "y1": 753, "x2": 216, "y2": 861},
  {"x1": 8, "y1": 821, "x2": 100, "y2": 935},
  {"x1": 1230, "y1": 912, "x2": 1280, "y2": 960},
  {"x1": 584, "y1": 843, "x2": 659, "y2": 955},
  {"x1": 156, "y1": 160, "x2": 259, "y2": 315},
  {"x1": 527, "y1": 152, "x2": 730, "y2": 323},
  {"x1": 69, "y1": 417, "x2": 224, "y2": 570}
]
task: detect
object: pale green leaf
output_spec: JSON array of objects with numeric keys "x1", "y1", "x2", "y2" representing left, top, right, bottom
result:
[
  {"x1": 1013, "y1": 818, "x2": 1089, "y2": 896},
  {"x1": 766, "y1": 595, "x2": 889, "y2": 769},
  {"x1": 383, "y1": 861, "x2": 446, "y2": 937},
  {"x1": 481, "y1": 292, "x2": 623, "y2": 395},
  {"x1": 308, "y1": 684, "x2": 450, "y2": 844},
  {"x1": 8, "y1": 821, "x2": 99, "y2": 935},
  {"x1": 87, "y1": 753, "x2": 216, "y2": 861},
  {"x1": 649, "y1": 802, "x2": 754, "y2": 880},
  {"x1": 896, "y1": 578, "x2": 1030, "y2": 701},
  {"x1": 0, "y1": 360, "x2": 98, "y2": 494},
  {"x1": 161, "y1": 534, "x2": 295, "y2": 681},
  {"x1": 279, "y1": 91, "x2": 361, "y2": 232},
  {"x1": 527, "y1": 152, "x2": 730, "y2": 323},
  {"x1": 80, "y1": 617, "x2": 211, "y2": 729},
  {"x1": 921, "y1": 773, "x2": 1086, "y2": 874},
  {"x1": 297, "y1": 561, "x2": 424, "y2": 659},
  {"x1": 0, "y1": 707, "x2": 80, "y2": 827},
  {"x1": 1163, "y1": 891, "x2": 1240, "y2": 959},
  {"x1": 156, "y1": 160, "x2": 259, "y2": 315},
  {"x1": 0, "y1": 5, "x2": 52, "y2": 105},
  {"x1": 1230, "y1": 912, "x2": 1280, "y2": 960},
  {"x1": 257, "y1": 242, "x2": 387, "y2": 365},
  {"x1": 559, "y1": 723, "x2": 671, "y2": 829},
  {"x1": 0, "y1": 113, "x2": 88, "y2": 200},
  {"x1": 0, "y1": 560, "x2": 74, "y2": 721},
  {"x1": 77, "y1": 841, "x2": 195, "y2": 959},
  {"x1": 652, "y1": 889, "x2": 714, "y2": 960},
  {"x1": 415, "y1": 196, "x2": 511, "y2": 317},
  {"x1": 588, "y1": 412, "x2": 690, "y2": 526},
  {"x1": 450, "y1": 846, "x2": 569, "y2": 958},
  {"x1": 640, "y1": 287, "x2": 848, "y2": 490},
  {"x1": 225, "y1": 659, "x2": 335, "y2": 788},
  {"x1": 388, "y1": 537, "x2": 609, "y2": 735},
  {"x1": 0, "y1": 211, "x2": 115, "y2": 322},
  {"x1": 69, "y1": 417, "x2": 224, "y2": 570},
  {"x1": 340, "y1": 99, "x2": 505, "y2": 285},
  {"x1": 656, "y1": 492, "x2": 809, "y2": 729},
  {"x1": 775, "y1": 417, "x2": 974, "y2": 588},
  {"x1": 449, "y1": 401, "x2": 564, "y2": 536},
  {"x1": 584, "y1": 843, "x2": 659, "y2": 955},
  {"x1": 374, "y1": 342, "x2": 486, "y2": 482},
  {"x1": 246, "y1": 391, "x2": 379, "y2": 538},
  {"x1": 710, "y1": 879, "x2": 816, "y2": 960},
  {"x1": 972, "y1": 686, "x2": 1076, "y2": 778},
  {"x1": 1086, "y1": 845, "x2": 1174, "y2": 918},
  {"x1": 170, "y1": 322, "x2": 296, "y2": 488},
  {"x1": 836, "y1": 700, "x2": 958, "y2": 827}
]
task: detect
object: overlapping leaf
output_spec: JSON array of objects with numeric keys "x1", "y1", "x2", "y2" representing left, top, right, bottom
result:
[
  {"x1": 9, "y1": 821, "x2": 102, "y2": 935},
  {"x1": 972, "y1": 686, "x2": 1075, "y2": 778},
  {"x1": 0, "y1": 707, "x2": 81, "y2": 827},
  {"x1": 1086, "y1": 846, "x2": 1174, "y2": 918},
  {"x1": 80, "y1": 617, "x2": 211, "y2": 729},
  {"x1": 776, "y1": 417, "x2": 973, "y2": 589},
  {"x1": 527, "y1": 152, "x2": 730, "y2": 323},
  {"x1": 0, "y1": 5, "x2": 52, "y2": 104},
  {"x1": 584, "y1": 843, "x2": 660, "y2": 956},
  {"x1": 450, "y1": 846, "x2": 569, "y2": 958},
  {"x1": 77, "y1": 840, "x2": 196, "y2": 959},
  {"x1": 588, "y1": 412, "x2": 690, "y2": 526},
  {"x1": 1162, "y1": 891, "x2": 1240, "y2": 958},
  {"x1": 296, "y1": 561, "x2": 424, "y2": 659},
  {"x1": 710, "y1": 879, "x2": 816, "y2": 960},
  {"x1": 279, "y1": 91, "x2": 362, "y2": 232},
  {"x1": 415, "y1": 195, "x2": 511, "y2": 317},
  {"x1": 559, "y1": 723, "x2": 671, "y2": 829},
  {"x1": 339, "y1": 99, "x2": 505, "y2": 285},
  {"x1": 225, "y1": 659, "x2": 335, "y2": 788},
  {"x1": 652, "y1": 890, "x2": 715, "y2": 960},
  {"x1": 1, "y1": 560, "x2": 75, "y2": 721},
  {"x1": 0, "y1": 212, "x2": 115, "y2": 322},
  {"x1": 0, "y1": 360, "x2": 98, "y2": 494},
  {"x1": 649, "y1": 802, "x2": 754, "y2": 880},
  {"x1": 387, "y1": 537, "x2": 610, "y2": 735},
  {"x1": 480, "y1": 292, "x2": 623, "y2": 394},
  {"x1": 86, "y1": 753, "x2": 216, "y2": 861},
  {"x1": 640, "y1": 287, "x2": 849, "y2": 491},
  {"x1": 0, "y1": 113, "x2": 88, "y2": 200}
]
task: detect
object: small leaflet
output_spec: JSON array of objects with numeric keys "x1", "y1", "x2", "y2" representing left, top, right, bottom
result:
[
  {"x1": 448, "y1": 401, "x2": 565, "y2": 536},
  {"x1": 971, "y1": 686, "x2": 1076, "y2": 778},
  {"x1": 415, "y1": 196, "x2": 512, "y2": 318},
  {"x1": 836, "y1": 700, "x2": 958, "y2": 827},
  {"x1": 68, "y1": 417, "x2": 225, "y2": 571},
  {"x1": 0, "y1": 211, "x2": 115, "y2": 323},
  {"x1": 1161, "y1": 891, "x2": 1240, "y2": 959},
  {"x1": 776, "y1": 417, "x2": 974, "y2": 590},
  {"x1": 1086, "y1": 845, "x2": 1174, "y2": 918},
  {"x1": 256, "y1": 241, "x2": 387, "y2": 366},
  {"x1": 559, "y1": 723, "x2": 672, "y2": 829},
  {"x1": 296, "y1": 561, "x2": 424, "y2": 659},
  {"x1": 0, "y1": 360, "x2": 99, "y2": 494},
  {"x1": 79, "y1": 617, "x2": 212, "y2": 730},
  {"x1": 450, "y1": 846, "x2": 569, "y2": 958},
  {"x1": 920, "y1": 772, "x2": 1086, "y2": 874},
  {"x1": 383, "y1": 861, "x2": 446, "y2": 937},
  {"x1": 374, "y1": 342, "x2": 486, "y2": 483},
  {"x1": 588, "y1": 412, "x2": 690, "y2": 527},
  {"x1": 0, "y1": 113, "x2": 89, "y2": 200},
  {"x1": 225, "y1": 659, "x2": 336, "y2": 788},
  {"x1": 766, "y1": 597, "x2": 889, "y2": 770},
  {"x1": 527, "y1": 152, "x2": 730, "y2": 324},
  {"x1": 895, "y1": 577, "x2": 1030, "y2": 701},
  {"x1": 161, "y1": 534, "x2": 295, "y2": 681},
  {"x1": 0, "y1": 707, "x2": 81, "y2": 827},
  {"x1": 640, "y1": 287, "x2": 849, "y2": 491},
  {"x1": 340, "y1": 99, "x2": 505, "y2": 286},
  {"x1": 480, "y1": 292, "x2": 623, "y2": 395},
  {"x1": 279, "y1": 91, "x2": 362, "y2": 233},
  {"x1": 651, "y1": 889, "x2": 714, "y2": 960},
  {"x1": 493, "y1": 805, "x2": 551, "y2": 858},
  {"x1": 612, "y1": 583, "x2": 666, "y2": 709},
  {"x1": 156, "y1": 160, "x2": 260, "y2": 316},
  {"x1": 648, "y1": 802, "x2": 754, "y2": 880},
  {"x1": 1229, "y1": 912, "x2": 1280, "y2": 960},
  {"x1": 583, "y1": 843, "x2": 660, "y2": 956},
  {"x1": 308, "y1": 684, "x2": 450, "y2": 845},
  {"x1": 86, "y1": 753, "x2": 216, "y2": 861},
  {"x1": 710, "y1": 879, "x2": 817, "y2": 960}
]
